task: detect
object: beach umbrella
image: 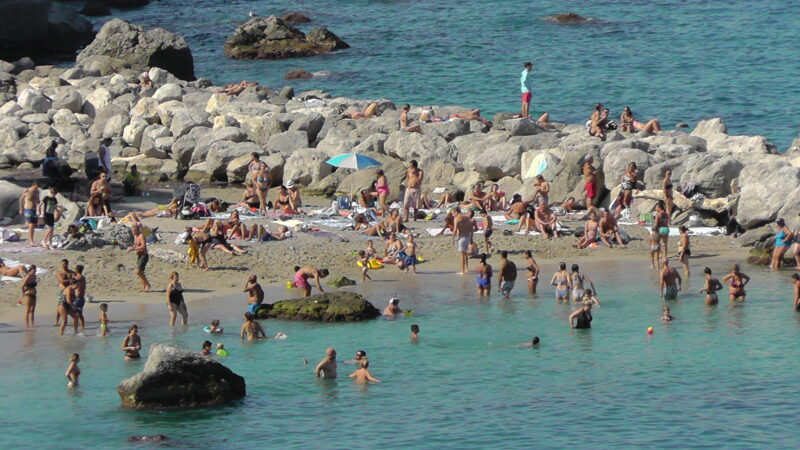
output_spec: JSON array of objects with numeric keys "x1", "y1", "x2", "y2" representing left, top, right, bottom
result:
[
  {"x1": 325, "y1": 153, "x2": 382, "y2": 170},
  {"x1": 325, "y1": 153, "x2": 383, "y2": 204}
]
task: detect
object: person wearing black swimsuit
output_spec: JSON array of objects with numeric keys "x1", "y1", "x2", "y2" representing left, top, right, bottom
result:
[
  {"x1": 166, "y1": 271, "x2": 188, "y2": 327},
  {"x1": 569, "y1": 303, "x2": 593, "y2": 329}
]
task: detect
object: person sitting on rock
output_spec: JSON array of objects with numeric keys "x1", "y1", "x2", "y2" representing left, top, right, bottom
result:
[
  {"x1": 620, "y1": 106, "x2": 661, "y2": 134},
  {"x1": 344, "y1": 102, "x2": 379, "y2": 119},
  {"x1": 399, "y1": 104, "x2": 422, "y2": 133},
  {"x1": 139, "y1": 72, "x2": 153, "y2": 89},
  {"x1": 588, "y1": 103, "x2": 607, "y2": 140},
  {"x1": 123, "y1": 164, "x2": 143, "y2": 197}
]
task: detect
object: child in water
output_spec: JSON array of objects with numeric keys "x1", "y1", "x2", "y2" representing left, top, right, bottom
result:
[
  {"x1": 200, "y1": 340, "x2": 212, "y2": 356},
  {"x1": 581, "y1": 288, "x2": 601, "y2": 307},
  {"x1": 208, "y1": 319, "x2": 223, "y2": 333},
  {"x1": 649, "y1": 228, "x2": 661, "y2": 269},
  {"x1": 357, "y1": 250, "x2": 372, "y2": 282},
  {"x1": 660, "y1": 307, "x2": 674, "y2": 322},
  {"x1": 349, "y1": 359, "x2": 381, "y2": 383},
  {"x1": 65, "y1": 353, "x2": 80, "y2": 388},
  {"x1": 410, "y1": 324, "x2": 420, "y2": 342},
  {"x1": 99, "y1": 303, "x2": 110, "y2": 336},
  {"x1": 216, "y1": 343, "x2": 229, "y2": 357}
]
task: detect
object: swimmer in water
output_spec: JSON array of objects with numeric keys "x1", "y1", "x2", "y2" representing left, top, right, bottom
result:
[
  {"x1": 65, "y1": 353, "x2": 80, "y2": 388},
  {"x1": 240, "y1": 312, "x2": 266, "y2": 341},
  {"x1": 410, "y1": 324, "x2": 420, "y2": 342},
  {"x1": 200, "y1": 340, "x2": 212, "y2": 356},
  {"x1": 699, "y1": 267, "x2": 723, "y2": 306},
  {"x1": 518, "y1": 336, "x2": 541, "y2": 348},
  {"x1": 122, "y1": 325, "x2": 141, "y2": 360},
  {"x1": 581, "y1": 288, "x2": 601, "y2": 307},
  {"x1": 383, "y1": 298, "x2": 403, "y2": 316},
  {"x1": 660, "y1": 307, "x2": 674, "y2": 322},
  {"x1": 216, "y1": 343, "x2": 229, "y2": 356},
  {"x1": 314, "y1": 348, "x2": 338, "y2": 379},
  {"x1": 349, "y1": 359, "x2": 381, "y2": 383},
  {"x1": 550, "y1": 262, "x2": 570, "y2": 303},
  {"x1": 208, "y1": 319, "x2": 223, "y2": 333}
]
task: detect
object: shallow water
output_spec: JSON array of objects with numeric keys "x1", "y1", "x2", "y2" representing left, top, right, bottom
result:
[
  {"x1": 90, "y1": 0, "x2": 800, "y2": 149},
  {"x1": 3, "y1": 258, "x2": 800, "y2": 448}
]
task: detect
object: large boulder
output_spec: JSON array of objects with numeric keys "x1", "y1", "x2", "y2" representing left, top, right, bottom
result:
[
  {"x1": 471, "y1": 143, "x2": 524, "y2": 180},
  {"x1": 117, "y1": 344, "x2": 246, "y2": 410},
  {"x1": 256, "y1": 292, "x2": 380, "y2": 321},
  {"x1": 736, "y1": 160, "x2": 800, "y2": 229},
  {"x1": 601, "y1": 148, "x2": 655, "y2": 190},
  {"x1": 691, "y1": 117, "x2": 776, "y2": 154},
  {"x1": 224, "y1": 16, "x2": 349, "y2": 60},
  {"x1": 520, "y1": 150, "x2": 561, "y2": 182},
  {"x1": 267, "y1": 130, "x2": 309, "y2": 153},
  {"x1": 503, "y1": 118, "x2": 545, "y2": 136},
  {"x1": 678, "y1": 153, "x2": 743, "y2": 198},
  {"x1": 170, "y1": 107, "x2": 211, "y2": 138},
  {"x1": 283, "y1": 148, "x2": 332, "y2": 185},
  {"x1": 76, "y1": 19, "x2": 195, "y2": 81},
  {"x1": 384, "y1": 131, "x2": 453, "y2": 168},
  {"x1": 204, "y1": 141, "x2": 260, "y2": 180},
  {"x1": 0, "y1": 1, "x2": 93, "y2": 61},
  {"x1": 17, "y1": 89, "x2": 51, "y2": 114}
]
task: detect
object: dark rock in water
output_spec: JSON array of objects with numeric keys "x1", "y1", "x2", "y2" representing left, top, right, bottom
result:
[
  {"x1": 676, "y1": 122, "x2": 689, "y2": 129},
  {"x1": 285, "y1": 68, "x2": 314, "y2": 80},
  {"x1": 327, "y1": 276, "x2": 356, "y2": 288},
  {"x1": 127, "y1": 434, "x2": 169, "y2": 443},
  {"x1": 80, "y1": 1, "x2": 112, "y2": 17},
  {"x1": 0, "y1": 0, "x2": 94, "y2": 62},
  {"x1": 257, "y1": 292, "x2": 380, "y2": 322},
  {"x1": 546, "y1": 12, "x2": 597, "y2": 24},
  {"x1": 118, "y1": 344, "x2": 246, "y2": 410},
  {"x1": 283, "y1": 12, "x2": 312, "y2": 23},
  {"x1": 224, "y1": 16, "x2": 349, "y2": 60},
  {"x1": 77, "y1": 19, "x2": 195, "y2": 80}
]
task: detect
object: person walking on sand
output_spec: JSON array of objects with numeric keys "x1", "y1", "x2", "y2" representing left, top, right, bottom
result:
[
  {"x1": 403, "y1": 160, "x2": 424, "y2": 222},
  {"x1": 18, "y1": 181, "x2": 40, "y2": 246},
  {"x1": 244, "y1": 274, "x2": 264, "y2": 313},
  {"x1": 699, "y1": 267, "x2": 723, "y2": 306},
  {"x1": 128, "y1": 225, "x2": 151, "y2": 292},
  {"x1": 294, "y1": 266, "x2": 329, "y2": 297},
  {"x1": 38, "y1": 186, "x2": 61, "y2": 249},
  {"x1": 654, "y1": 201, "x2": 670, "y2": 259},
  {"x1": 498, "y1": 251, "x2": 517, "y2": 299},
  {"x1": 403, "y1": 235, "x2": 418, "y2": 274},
  {"x1": 660, "y1": 258, "x2": 682, "y2": 300},
  {"x1": 314, "y1": 348, "x2": 338, "y2": 379},
  {"x1": 520, "y1": 62, "x2": 533, "y2": 119},
  {"x1": 166, "y1": 272, "x2": 188, "y2": 327},
  {"x1": 453, "y1": 208, "x2": 473, "y2": 274}
]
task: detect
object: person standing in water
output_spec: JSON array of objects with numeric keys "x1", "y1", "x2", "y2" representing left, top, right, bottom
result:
[
  {"x1": 550, "y1": 262, "x2": 570, "y2": 303},
  {"x1": 722, "y1": 264, "x2": 750, "y2": 302},
  {"x1": 21, "y1": 265, "x2": 37, "y2": 328},
  {"x1": 659, "y1": 258, "x2": 682, "y2": 300},
  {"x1": 72, "y1": 264, "x2": 87, "y2": 331},
  {"x1": 677, "y1": 226, "x2": 691, "y2": 276},
  {"x1": 240, "y1": 311, "x2": 266, "y2": 341},
  {"x1": 410, "y1": 324, "x2": 420, "y2": 342},
  {"x1": 770, "y1": 218, "x2": 793, "y2": 269},
  {"x1": 244, "y1": 274, "x2": 264, "y2": 313},
  {"x1": 792, "y1": 274, "x2": 800, "y2": 311},
  {"x1": 520, "y1": 62, "x2": 533, "y2": 119},
  {"x1": 314, "y1": 348, "x2": 338, "y2": 379},
  {"x1": 128, "y1": 225, "x2": 151, "y2": 292},
  {"x1": 65, "y1": 353, "x2": 80, "y2": 388},
  {"x1": 122, "y1": 324, "x2": 142, "y2": 360},
  {"x1": 18, "y1": 181, "x2": 40, "y2": 246},
  {"x1": 524, "y1": 250, "x2": 541, "y2": 296},
  {"x1": 498, "y1": 251, "x2": 517, "y2": 299},
  {"x1": 570, "y1": 264, "x2": 597, "y2": 303},
  {"x1": 654, "y1": 201, "x2": 670, "y2": 259},
  {"x1": 349, "y1": 360, "x2": 381, "y2": 383},
  {"x1": 166, "y1": 272, "x2": 188, "y2": 327},
  {"x1": 569, "y1": 303, "x2": 593, "y2": 329},
  {"x1": 699, "y1": 267, "x2": 723, "y2": 306},
  {"x1": 476, "y1": 254, "x2": 492, "y2": 297},
  {"x1": 453, "y1": 208, "x2": 474, "y2": 274}
]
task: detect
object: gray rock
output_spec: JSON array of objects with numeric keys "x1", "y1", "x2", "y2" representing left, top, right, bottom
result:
[
  {"x1": 88, "y1": 103, "x2": 126, "y2": 137},
  {"x1": 170, "y1": 107, "x2": 211, "y2": 138},
  {"x1": 131, "y1": 97, "x2": 160, "y2": 124},
  {"x1": 452, "y1": 132, "x2": 509, "y2": 170},
  {"x1": 117, "y1": 344, "x2": 245, "y2": 410},
  {"x1": 190, "y1": 126, "x2": 248, "y2": 165},
  {"x1": 156, "y1": 100, "x2": 185, "y2": 128},
  {"x1": 205, "y1": 141, "x2": 261, "y2": 180},
  {"x1": 267, "y1": 130, "x2": 309, "y2": 153},
  {"x1": 172, "y1": 126, "x2": 209, "y2": 167},
  {"x1": 122, "y1": 117, "x2": 148, "y2": 148},
  {"x1": 224, "y1": 16, "x2": 349, "y2": 60},
  {"x1": 283, "y1": 148, "x2": 333, "y2": 185},
  {"x1": 17, "y1": 89, "x2": 51, "y2": 114},
  {"x1": 471, "y1": 143, "x2": 524, "y2": 180},
  {"x1": 102, "y1": 114, "x2": 130, "y2": 139},
  {"x1": 287, "y1": 112, "x2": 325, "y2": 142},
  {"x1": 21, "y1": 113, "x2": 50, "y2": 124},
  {"x1": 52, "y1": 86, "x2": 82, "y2": 113},
  {"x1": 520, "y1": 150, "x2": 561, "y2": 182},
  {"x1": 503, "y1": 118, "x2": 544, "y2": 136},
  {"x1": 384, "y1": 131, "x2": 452, "y2": 168},
  {"x1": 422, "y1": 119, "x2": 470, "y2": 141},
  {"x1": 152, "y1": 83, "x2": 183, "y2": 103},
  {"x1": 279, "y1": 86, "x2": 294, "y2": 99},
  {"x1": 77, "y1": 19, "x2": 195, "y2": 81},
  {"x1": 678, "y1": 153, "x2": 743, "y2": 197},
  {"x1": 81, "y1": 87, "x2": 113, "y2": 118},
  {"x1": 508, "y1": 132, "x2": 562, "y2": 151},
  {"x1": 735, "y1": 160, "x2": 800, "y2": 229},
  {"x1": 0, "y1": 1, "x2": 93, "y2": 62},
  {"x1": 601, "y1": 148, "x2": 655, "y2": 190},
  {"x1": 351, "y1": 133, "x2": 388, "y2": 154}
]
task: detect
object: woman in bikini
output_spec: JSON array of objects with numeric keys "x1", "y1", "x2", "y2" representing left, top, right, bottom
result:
[
  {"x1": 344, "y1": 102, "x2": 379, "y2": 119},
  {"x1": 722, "y1": 264, "x2": 750, "y2": 302},
  {"x1": 21, "y1": 265, "x2": 37, "y2": 328},
  {"x1": 569, "y1": 264, "x2": 597, "y2": 303},
  {"x1": 125, "y1": 198, "x2": 180, "y2": 219},
  {"x1": 238, "y1": 183, "x2": 261, "y2": 210},
  {"x1": 475, "y1": 254, "x2": 492, "y2": 297},
  {"x1": 699, "y1": 267, "x2": 723, "y2": 305},
  {"x1": 487, "y1": 184, "x2": 508, "y2": 211},
  {"x1": 575, "y1": 212, "x2": 600, "y2": 249},
  {"x1": 678, "y1": 226, "x2": 691, "y2": 276},
  {"x1": 383, "y1": 233, "x2": 403, "y2": 264},
  {"x1": 85, "y1": 193, "x2": 108, "y2": 217},
  {"x1": 192, "y1": 227, "x2": 212, "y2": 270},
  {"x1": 253, "y1": 162, "x2": 271, "y2": 216},
  {"x1": 619, "y1": 162, "x2": 638, "y2": 210},
  {"x1": 210, "y1": 220, "x2": 247, "y2": 256},
  {"x1": 273, "y1": 185, "x2": 295, "y2": 215},
  {"x1": 384, "y1": 209, "x2": 407, "y2": 235},
  {"x1": 373, "y1": 169, "x2": 390, "y2": 216},
  {"x1": 226, "y1": 210, "x2": 251, "y2": 240},
  {"x1": 121, "y1": 324, "x2": 142, "y2": 360},
  {"x1": 770, "y1": 218, "x2": 793, "y2": 269},
  {"x1": 620, "y1": 107, "x2": 661, "y2": 134},
  {"x1": 589, "y1": 103, "x2": 606, "y2": 140},
  {"x1": 524, "y1": 250, "x2": 540, "y2": 296}
]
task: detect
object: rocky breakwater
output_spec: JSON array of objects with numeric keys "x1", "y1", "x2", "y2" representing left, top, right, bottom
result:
[
  {"x1": 256, "y1": 292, "x2": 381, "y2": 321},
  {"x1": 118, "y1": 344, "x2": 246, "y2": 410},
  {"x1": 224, "y1": 15, "x2": 349, "y2": 60}
]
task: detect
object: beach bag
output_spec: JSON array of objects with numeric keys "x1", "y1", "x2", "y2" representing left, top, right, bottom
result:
[{"x1": 336, "y1": 196, "x2": 351, "y2": 210}]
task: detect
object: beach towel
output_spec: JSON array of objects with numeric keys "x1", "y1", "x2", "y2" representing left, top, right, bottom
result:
[{"x1": 525, "y1": 152, "x2": 548, "y2": 179}]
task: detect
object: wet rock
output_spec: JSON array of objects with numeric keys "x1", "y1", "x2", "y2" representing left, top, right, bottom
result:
[
  {"x1": 285, "y1": 68, "x2": 313, "y2": 79},
  {"x1": 224, "y1": 16, "x2": 349, "y2": 60},
  {"x1": 283, "y1": 12, "x2": 312, "y2": 23},
  {"x1": 117, "y1": 344, "x2": 246, "y2": 410},
  {"x1": 127, "y1": 435, "x2": 168, "y2": 443},
  {"x1": 257, "y1": 292, "x2": 380, "y2": 322},
  {"x1": 545, "y1": 12, "x2": 597, "y2": 24}
]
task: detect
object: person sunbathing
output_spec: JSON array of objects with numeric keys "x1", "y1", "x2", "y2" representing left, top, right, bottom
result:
[
  {"x1": 215, "y1": 80, "x2": 258, "y2": 95},
  {"x1": 126, "y1": 198, "x2": 180, "y2": 219},
  {"x1": 0, "y1": 258, "x2": 28, "y2": 277},
  {"x1": 85, "y1": 193, "x2": 110, "y2": 217},
  {"x1": 400, "y1": 104, "x2": 422, "y2": 133},
  {"x1": 227, "y1": 211, "x2": 251, "y2": 240},
  {"x1": 249, "y1": 224, "x2": 289, "y2": 241},
  {"x1": 450, "y1": 109, "x2": 491, "y2": 126},
  {"x1": 344, "y1": 102, "x2": 379, "y2": 119},
  {"x1": 620, "y1": 107, "x2": 661, "y2": 134}
]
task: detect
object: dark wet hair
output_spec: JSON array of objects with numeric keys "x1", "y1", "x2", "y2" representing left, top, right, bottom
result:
[
  {"x1": 356, "y1": 350, "x2": 367, "y2": 357},
  {"x1": 501, "y1": 250, "x2": 508, "y2": 258},
  {"x1": 244, "y1": 312, "x2": 253, "y2": 321},
  {"x1": 559, "y1": 262, "x2": 566, "y2": 270},
  {"x1": 532, "y1": 336, "x2": 540, "y2": 345},
  {"x1": 480, "y1": 254, "x2": 487, "y2": 264},
  {"x1": 792, "y1": 274, "x2": 800, "y2": 281},
  {"x1": 679, "y1": 226, "x2": 688, "y2": 233},
  {"x1": 409, "y1": 160, "x2": 418, "y2": 168},
  {"x1": 212, "y1": 320, "x2": 220, "y2": 326},
  {"x1": 402, "y1": 104, "x2": 410, "y2": 111},
  {"x1": 319, "y1": 268, "x2": 330, "y2": 277},
  {"x1": 524, "y1": 250, "x2": 532, "y2": 258},
  {"x1": 75, "y1": 264, "x2": 84, "y2": 274},
  {"x1": 571, "y1": 264, "x2": 579, "y2": 272},
  {"x1": 523, "y1": 62, "x2": 532, "y2": 69},
  {"x1": 203, "y1": 340, "x2": 212, "y2": 348},
  {"x1": 411, "y1": 324, "x2": 419, "y2": 333},
  {"x1": 703, "y1": 267, "x2": 712, "y2": 275}
]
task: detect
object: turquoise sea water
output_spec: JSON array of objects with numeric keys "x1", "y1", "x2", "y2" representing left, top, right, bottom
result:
[
  {"x1": 91, "y1": 0, "x2": 800, "y2": 149},
  {"x1": 3, "y1": 259, "x2": 800, "y2": 448}
]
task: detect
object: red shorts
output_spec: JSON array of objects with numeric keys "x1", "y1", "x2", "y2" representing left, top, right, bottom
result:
[
  {"x1": 521, "y1": 92, "x2": 532, "y2": 103},
  {"x1": 585, "y1": 181, "x2": 596, "y2": 198}
]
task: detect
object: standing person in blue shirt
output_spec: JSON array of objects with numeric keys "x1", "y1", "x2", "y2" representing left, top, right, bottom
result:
[{"x1": 520, "y1": 62, "x2": 534, "y2": 119}]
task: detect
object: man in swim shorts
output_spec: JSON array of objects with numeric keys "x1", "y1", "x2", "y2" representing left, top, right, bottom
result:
[
  {"x1": 403, "y1": 160, "x2": 424, "y2": 222},
  {"x1": 55, "y1": 259, "x2": 75, "y2": 326},
  {"x1": 244, "y1": 274, "x2": 264, "y2": 314},
  {"x1": 127, "y1": 225, "x2": 151, "y2": 292},
  {"x1": 550, "y1": 262, "x2": 570, "y2": 303},
  {"x1": 314, "y1": 348, "x2": 338, "y2": 379},
  {"x1": 72, "y1": 264, "x2": 87, "y2": 330},
  {"x1": 498, "y1": 251, "x2": 517, "y2": 298},
  {"x1": 453, "y1": 208, "x2": 474, "y2": 274},
  {"x1": 520, "y1": 62, "x2": 533, "y2": 119},
  {"x1": 660, "y1": 258, "x2": 682, "y2": 300},
  {"x1": 18, "y1": 181, "x2": 40, "y2": 247}
]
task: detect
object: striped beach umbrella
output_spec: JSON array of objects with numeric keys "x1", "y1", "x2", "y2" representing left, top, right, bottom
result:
[{"x1": 325, "y1": 153, "x2": 382, "y2": 170}]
